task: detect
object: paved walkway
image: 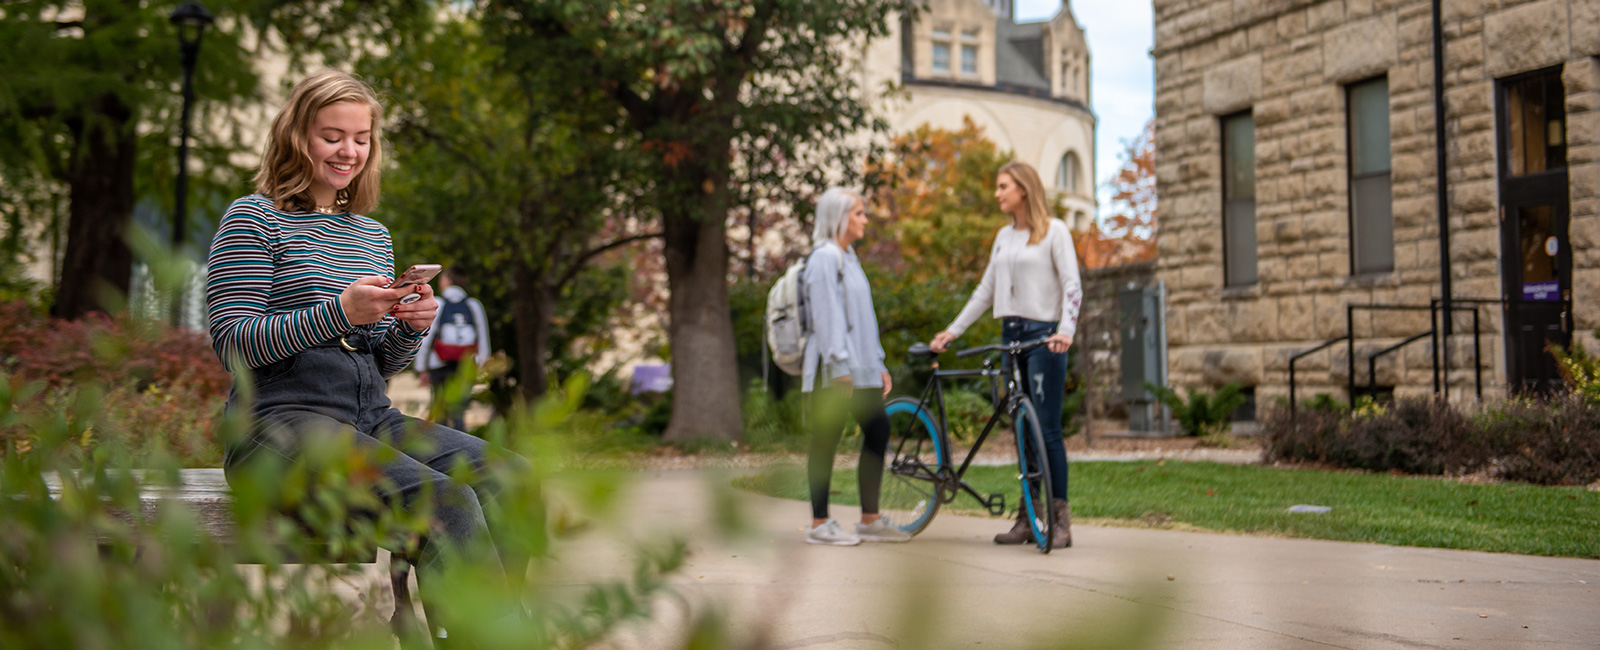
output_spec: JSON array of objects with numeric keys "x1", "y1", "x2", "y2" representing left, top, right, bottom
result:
[
  {"x1": 549, "y1": 469, "x2": 1600, "y2": 649},
  {"x1": 386, "y1": 372, "x2": 494, "y2": 428}
]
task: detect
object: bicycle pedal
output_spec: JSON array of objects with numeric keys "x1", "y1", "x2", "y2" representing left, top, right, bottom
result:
[{"x1": 984, "y1": 494, "x2": 1007, "y2": 516}]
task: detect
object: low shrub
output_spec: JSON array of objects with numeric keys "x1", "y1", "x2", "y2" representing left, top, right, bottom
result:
[
  {"x1": 0, "y1": 301, "x2": 230, "y2": 466},
  {"x1": 741, "y1": 382, "x2": 806, "y2": 451},
  {"x1": 1260, "y1": 401, "x2": 1344, "y2": 465},
  {"x1": 1550, "y1": 330, "x2": 1600, "y2": 404},
  {"x1": 1263, "y1": 394, "x2": 1600, "y2": 486},
  {"x1": 1478, "y1": 394, "x2": 1600, "y2": 486},
  {"x1": 1331, "y1": 397, "x2": 1482, "y2": 475},
  {"x1": 1061, "y1": 389, "x2": 1086, "y2": 439},
  {"x1": 943, "y1": 387, "x2": 996, "y2": 444},
  {"x1": 1147, "y1": 382, "x2": 1248, "y2": 444}
]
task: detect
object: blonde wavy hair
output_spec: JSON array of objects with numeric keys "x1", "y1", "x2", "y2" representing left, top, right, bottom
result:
[
  {"x1": 998, "y1": 161, "x2": 1053, "y2": 245},
  {"x1": 253, "y1": 70, "x2": 384, "y2": 214}
]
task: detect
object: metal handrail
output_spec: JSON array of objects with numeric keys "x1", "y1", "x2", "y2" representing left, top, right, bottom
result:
[
  {"x1": 1366, "y1": 330, "x2": 1434, "y2": 397},
  {"x1": 1340, "y1": 303, "x2": 1479, "y2": 410},
  {"x1": 1292, "y1": 297, "x2": 1568, "y2": 413},
  {"x1": 1346, "y1": 304, "x2": 1437, "y2": 408},
  {"x1": 1288, "y1": 335, "x2": 1348, "y2": 416},
  {"x1": 1430, "y1": 298, "x2": 1490, "y2": 402}
]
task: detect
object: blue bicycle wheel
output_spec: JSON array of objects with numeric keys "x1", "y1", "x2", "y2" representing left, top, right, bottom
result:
[
  {"x1": 880, "y1": 397, "x2": 948, "y2": 536},
  {"x1": 1013, "y1": 397, "x2": 1055, "y2": 553}
]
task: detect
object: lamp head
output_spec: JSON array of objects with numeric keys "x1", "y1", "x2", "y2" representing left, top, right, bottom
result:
[{"x1": 169, "y1": 1, "x2": 214, "y2": 47}]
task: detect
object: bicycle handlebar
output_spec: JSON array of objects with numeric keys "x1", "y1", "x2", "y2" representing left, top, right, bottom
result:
[{"x1": 954, "y1": 337, "x2": 1052, "y2": 359}]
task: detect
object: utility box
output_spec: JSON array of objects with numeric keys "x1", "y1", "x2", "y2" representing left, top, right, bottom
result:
[{"x1": 1119, "y1": 281, "x2": 1168, "y2": 433}]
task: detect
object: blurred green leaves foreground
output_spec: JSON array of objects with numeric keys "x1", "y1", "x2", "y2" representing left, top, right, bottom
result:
[{"x1": 0, "y1": 341, "x2": 693, "y2": 649}]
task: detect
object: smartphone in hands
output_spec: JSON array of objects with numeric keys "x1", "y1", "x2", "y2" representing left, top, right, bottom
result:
[{"x1": 390, "y1": 264, "x2": 442, "y2": 304}]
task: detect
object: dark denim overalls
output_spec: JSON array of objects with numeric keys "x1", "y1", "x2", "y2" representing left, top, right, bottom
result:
[{"x1": 224, "y1": 334, "x2": 530, "y2": 618}]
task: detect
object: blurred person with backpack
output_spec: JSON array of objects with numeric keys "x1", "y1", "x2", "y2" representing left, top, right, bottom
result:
[
  {"x1": 798, "y1": 187, "x2": 910, "y2": 546},
  {"x1": 416, "y1": 267, "x2": 490, "y2": 431}
]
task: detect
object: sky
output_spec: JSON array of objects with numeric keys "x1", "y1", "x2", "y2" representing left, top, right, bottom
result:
[{"x1": 1016, "y1": 0, "x2": 1154, "y2": 218}]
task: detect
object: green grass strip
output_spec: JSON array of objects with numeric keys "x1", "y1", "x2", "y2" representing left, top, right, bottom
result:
[{"x1": 735, "y1": 460, "x2": 1600, "y2": 558}]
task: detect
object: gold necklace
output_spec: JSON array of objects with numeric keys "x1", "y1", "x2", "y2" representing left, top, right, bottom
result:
[{"x1": 313, "y1": 204, "x2": 342, "y2": 215}]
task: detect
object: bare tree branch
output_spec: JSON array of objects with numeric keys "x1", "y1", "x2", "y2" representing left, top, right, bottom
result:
[{"x1": 558, "y1": 230, "x2": 663, "y2": 289}]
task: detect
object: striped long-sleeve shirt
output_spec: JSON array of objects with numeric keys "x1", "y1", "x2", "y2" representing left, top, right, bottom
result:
[{"x1": 205, "y1": 194, "x2": 426, "y2": 378}]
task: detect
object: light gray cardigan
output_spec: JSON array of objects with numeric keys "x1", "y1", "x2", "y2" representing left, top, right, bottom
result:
[{"x1": 799, "y1": 242, "x2": 887, "y2": 392}]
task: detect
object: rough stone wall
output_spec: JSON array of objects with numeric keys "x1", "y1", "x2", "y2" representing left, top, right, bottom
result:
[{"x1": 1152, "y1": 0, "x2": 1600, "y2": 410}]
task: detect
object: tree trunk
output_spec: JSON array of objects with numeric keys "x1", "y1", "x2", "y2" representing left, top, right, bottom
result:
[
  {"x1": 512, "y1": 253, "x2": 554, "y2": 403},
  {"x1": 659, "y1": 179, "x2": 743, "y2": 443},
  {"x1": 53, "y1": 96, "x2": 136, "y2": 320}
]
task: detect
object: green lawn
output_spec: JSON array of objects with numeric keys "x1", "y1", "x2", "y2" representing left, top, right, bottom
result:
[{"x1": 735, "y1": 460, "x2": 1600, "y2": 558}]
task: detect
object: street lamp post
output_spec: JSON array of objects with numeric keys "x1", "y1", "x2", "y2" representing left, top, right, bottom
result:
[{"x1": 169, "y1": 1, "x2": 214, "y2": 326}]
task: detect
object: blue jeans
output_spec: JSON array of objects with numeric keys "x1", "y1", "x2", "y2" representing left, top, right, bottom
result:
[
  {"x1": 224, "y1": 341, "x2": 532, "y2": 622},
  {"x1": 1002, "y1": 317, "x2": 1070, "y2": 501}
]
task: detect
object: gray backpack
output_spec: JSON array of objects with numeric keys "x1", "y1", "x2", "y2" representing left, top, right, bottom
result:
[{"x1": 764, "y1": 246, "x2": 843, "y2": 376}]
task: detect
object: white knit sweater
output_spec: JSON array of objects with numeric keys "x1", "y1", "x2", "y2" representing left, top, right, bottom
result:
[{"x1": 946, "y1": 218, "x2": 1084, "y2": 340}]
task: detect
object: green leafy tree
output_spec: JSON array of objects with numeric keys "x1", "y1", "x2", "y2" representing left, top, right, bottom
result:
[
  {"x1": 0, "y1": 0, "x2": 259, "y2": 319},
  {"x1": 359, "y1": 16, "x2": 658, "y2": 403},
  {"x1": 483, "y1": 0, "x2": 916, "y2": 442},
  {"x1": 862, "y1": 117, "x2": 1015, "y2": 281}
]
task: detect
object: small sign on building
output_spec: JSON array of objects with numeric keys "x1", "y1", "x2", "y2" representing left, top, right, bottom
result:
[{"x1": 1521, "y1": 281, "x2": 1559, "y2": 302}]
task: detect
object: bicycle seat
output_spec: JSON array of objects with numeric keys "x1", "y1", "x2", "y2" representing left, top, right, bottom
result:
[{"x1": 908, "y1": 342, "x2": 937, "y2": 359}]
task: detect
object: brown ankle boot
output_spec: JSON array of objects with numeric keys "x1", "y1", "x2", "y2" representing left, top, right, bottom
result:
[
  {"x1": 993, "y1": 504, "x2": 1035, "y2": 544},
  {"x1": 1050, "y1": 500, "x2": 1072, "y2": 548}
]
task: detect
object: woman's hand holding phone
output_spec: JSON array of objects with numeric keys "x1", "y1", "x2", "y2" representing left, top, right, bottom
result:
[
  {"x1": 340, "y1": 277, "x2": 413, "y2": 325},
  {"x1": 340, "y1": 263, "x2": 440, "y2": 329},
  {"x1": 385, "y1": 264, "x2": 440, "y2": 330},
  {"x1": 388, "y1": 283, "x2": 436, "y2": 330}
]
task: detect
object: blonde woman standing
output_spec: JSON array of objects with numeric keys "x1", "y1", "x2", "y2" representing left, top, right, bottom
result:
[{"x1": 929, "y1": 161, "x2": 1082, "y2": 549}]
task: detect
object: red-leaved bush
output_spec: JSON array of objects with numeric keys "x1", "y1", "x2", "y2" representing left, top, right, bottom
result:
[
  {"x1": 0, "y1": 301, "x2": 230, "y2": 466},
  {"x1": 0, "y1": 301, "x2": 228, "y2": 395}
]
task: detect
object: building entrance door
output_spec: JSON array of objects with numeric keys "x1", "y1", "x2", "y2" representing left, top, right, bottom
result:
[{"x1": 1496, "y1": 69, "x2": 1572, "y2": 394}]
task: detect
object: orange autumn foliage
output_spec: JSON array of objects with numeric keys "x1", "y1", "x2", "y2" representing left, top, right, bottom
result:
[{"x1": 1077, "y1": 118, "x2": 1158, "y2": 269}]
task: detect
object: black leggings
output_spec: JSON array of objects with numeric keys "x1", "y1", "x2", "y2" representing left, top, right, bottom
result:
[{"x1": 808, "y1": 387, "x2": 891, "y2": 521}]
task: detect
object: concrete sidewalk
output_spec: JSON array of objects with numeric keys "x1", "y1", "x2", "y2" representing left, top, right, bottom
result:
[{"x1": 550, "y1": 469, "x2": 1600, "y2": 649}]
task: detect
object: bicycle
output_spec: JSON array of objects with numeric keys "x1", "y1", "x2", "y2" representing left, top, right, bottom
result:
[{"x1": 877, "y1": 337, "x2": 1058, "y2": 553}]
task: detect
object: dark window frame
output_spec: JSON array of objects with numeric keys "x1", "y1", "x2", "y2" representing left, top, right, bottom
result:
[
  {"x1": 1496, "y1": 66, "x2": 1568, "y2": 179},
  {"x1": 1347, "y1": 76, "x2": 1394, "y2": 276},
  {"x1": 1221, "y1": 110, "x2": 1257, "y2": 287}
]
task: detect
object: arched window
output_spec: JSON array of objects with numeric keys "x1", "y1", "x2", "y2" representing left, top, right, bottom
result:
[{"x1": 1057, "y1": 151, "x2": 1080, "y2": 194}]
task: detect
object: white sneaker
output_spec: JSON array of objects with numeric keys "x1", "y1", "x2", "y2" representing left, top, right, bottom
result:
[
  {"x1": 857, "y1": 518, "x2": 913, "y2": 543},
  {"x1": 807, "y1": 519, "x2": 861, "y2": 546}
]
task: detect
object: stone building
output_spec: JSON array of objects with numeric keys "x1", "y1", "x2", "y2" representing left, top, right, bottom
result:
[
  {"x1": 1152, "y1": 0, "x2": 1599, "y2": 409},
  {"x1": 861, "y1": 0, "x2": 1099, "y2": 229}
]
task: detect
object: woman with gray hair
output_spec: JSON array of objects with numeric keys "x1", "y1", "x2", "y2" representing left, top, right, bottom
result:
[{"x1": 801, "y1": 188, "x2": 910, "y2": 545}]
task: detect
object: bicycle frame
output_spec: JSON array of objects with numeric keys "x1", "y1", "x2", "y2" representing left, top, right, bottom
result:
[{"x1": 893, "y1": 343, "x2": 1032, "y2": 513}]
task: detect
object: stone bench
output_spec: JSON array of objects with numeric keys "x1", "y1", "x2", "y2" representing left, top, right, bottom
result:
[{"x1": 44, "y1": 468, "x2": 424, "y2": 645}]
